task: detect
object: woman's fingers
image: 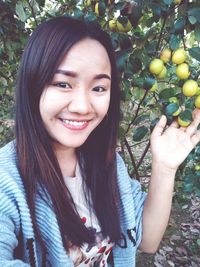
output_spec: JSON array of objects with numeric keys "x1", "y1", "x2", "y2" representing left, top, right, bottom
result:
[
  {"x1": 191, "y1": 130, "x2": 200, "y2": 147},
  {"x1": 151, "y1": 115, "x2": 167, "y2": 137},
  {"x1": 185, "y1": 114, "x2": 200, "y2": 136},
  {"x1": 170, "y1": 120, "x2": 179, "y2": 128}
]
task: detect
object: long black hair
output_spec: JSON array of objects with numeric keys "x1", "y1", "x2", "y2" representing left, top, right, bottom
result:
[{"x1": 15, "y1": 16, "x2": 121, "y2": 252}]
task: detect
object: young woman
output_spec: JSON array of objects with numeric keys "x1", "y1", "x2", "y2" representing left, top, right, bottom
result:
[{"x1": 0, "y1": 16, "x2": 200, "y2": 267}]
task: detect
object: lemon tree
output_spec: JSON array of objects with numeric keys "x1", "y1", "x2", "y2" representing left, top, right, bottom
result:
[{"x1": 1, "y1": 0, "x2": 200, "y2": 224}]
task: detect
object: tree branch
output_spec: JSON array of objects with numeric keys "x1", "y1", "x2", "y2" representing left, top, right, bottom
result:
[
  {"x1": 27, "y1": 0, "x2": 38, "y2": 26},
  {"x1": 126, "y1": 89, "x2": 149, "y2": 134},
  {"x1": 124, "y1": 137, "x2": 140, "y2": 180}
]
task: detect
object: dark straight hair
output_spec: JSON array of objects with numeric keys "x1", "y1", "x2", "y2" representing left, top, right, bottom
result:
[{"x1": 15, "y1": 16, "x2": 121, "y2": 253}]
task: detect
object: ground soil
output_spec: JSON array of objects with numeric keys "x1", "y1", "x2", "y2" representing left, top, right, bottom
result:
[{"x1": 136, "y1": 194, "x2": 200, "y2": 267}]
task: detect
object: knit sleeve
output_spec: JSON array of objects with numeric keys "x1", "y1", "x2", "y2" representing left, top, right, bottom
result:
[
  {"x1": 130, "y1": 178, "x2": 147, "y2": 248},
  {"x1": 116, "y1": 152, "x2": 147, "y2": 248},
  {"x1": 0, "y1": 190, "x2": 30, "y2": 266}
]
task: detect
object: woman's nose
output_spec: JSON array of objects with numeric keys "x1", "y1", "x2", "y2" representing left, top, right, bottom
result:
[{"x1": 67, "y1": 90, "x2": 92, "y2": 114}]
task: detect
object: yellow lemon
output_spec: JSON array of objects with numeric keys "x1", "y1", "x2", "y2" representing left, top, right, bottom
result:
[
  {"x1": 172, "y1": 106, "x2": 181, "y2": 116},
  {"x1": 172, "y1": 48, "x2": 186, "y2": 64},
  {"x1": 160, "y1": 48, "x2": 172, "y2": 63},
  {"x1": 157, "y1": 66, "x2": 167, "y2": 79},
  {"x1": 85, "y1": 0, "x2": 92, "y2": 6},
  {"x1": 149, "y1": 59, "x2": 164, "y2": 75},
  {"x1": 195, "y1": 165, "x2": 200, "y2": 171},
  {"x1": 149, "y1": 81, "x2": 158, "y2": 92},
  {"x1": 175, "y1": 63, "x2": 190, "y2": 80},
  {"x1": 116, "y1": 18, "x2": 132, "y2": 33},
  {"x1": 195, "y1": 95, "x2": 200, "y2": 108},
  {"x1": 95, "y1": 3, "x2": 99, "y2": 15},
  {"x1": 182, "y1": 80, "x2": 198, "y2": 97},
  {"x1": 178, "y1": 116, "x2": 191, "y2": 127},
  {"x1": 169, "y1": 96, "x2": 179, "y2": 104},
  {"x1": 196, "y1": 87, "x2": 200, "y2": 95},
  {"x1": 174, "y1": 0, "x2": 182, "y2": 4},
  {"x1": 109, "y1": 19, "x2": 117, "y2": 31},
  {"x1": 94, "y1": 2, "x2": 105, "y2": 16}
]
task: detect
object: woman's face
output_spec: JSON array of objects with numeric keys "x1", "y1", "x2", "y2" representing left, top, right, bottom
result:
[{"x1": 39, "y1": 38, "x2": 111, "y2": 153}]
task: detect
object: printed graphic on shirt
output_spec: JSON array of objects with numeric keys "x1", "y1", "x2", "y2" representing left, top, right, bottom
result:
[{"x1": 68, "y1": 217, "x2": 113, "y2": 267}]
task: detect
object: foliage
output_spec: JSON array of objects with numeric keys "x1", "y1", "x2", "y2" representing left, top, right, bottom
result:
[{"x1": 0, "y1": 0, "x2": 200, "y2": 196}]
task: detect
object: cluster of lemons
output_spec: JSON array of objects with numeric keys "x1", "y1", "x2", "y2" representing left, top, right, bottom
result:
[
  {"x1": 108, "y1": 17, "x2": 132, "y2": 33},
  {"x1": 149, "y1": 48, "x2": 199, "y2": 127},
  {"x1": 85, "y1": 0, "x2": 132, "y2": 33}
]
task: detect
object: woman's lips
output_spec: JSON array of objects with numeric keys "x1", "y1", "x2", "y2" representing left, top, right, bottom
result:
[{"x1": 60, "y1": 119, "x2": 89, "y2": 130}]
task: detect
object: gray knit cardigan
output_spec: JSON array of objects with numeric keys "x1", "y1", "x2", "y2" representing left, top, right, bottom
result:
[{"x1": 0, "y1": 141, "x2": 147, "y2": 267}]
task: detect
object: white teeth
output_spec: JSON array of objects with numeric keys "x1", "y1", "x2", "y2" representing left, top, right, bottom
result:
[{"x1": 62, "y1": 119, "x2": 86, "y2": 126}]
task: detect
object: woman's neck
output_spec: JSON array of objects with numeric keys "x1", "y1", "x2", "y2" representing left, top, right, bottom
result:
[{"x1": 54, "y1": 144, "x2": 77, "y2": 177}]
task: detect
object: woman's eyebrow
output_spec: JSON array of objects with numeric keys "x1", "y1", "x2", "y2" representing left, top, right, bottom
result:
[{"x1": 55, "y1": 69, "x2": 111, "y2": 80}]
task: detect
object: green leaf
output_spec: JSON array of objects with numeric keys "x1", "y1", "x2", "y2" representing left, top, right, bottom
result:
[
  {"x1": 169, "y1": 34, "x2": 181, "y2": 50},
  {"x1": 85, "y1": 12, "x2": 97, "y2": 22},
  {"x1": 116, "y1": 51, "x2": 128, "y2": 72},
  {"x1": 188, "y1": 16, "x2": 197, "y2": 25},
  {"x1": 188, "y1": 8, "x2": 200, "y2": 23},
  {"x1": 179, "y1": 109, "x2": 192, "y2": 121},
  {"x1": 143, "y1": 76, "x2": 156, "y2": 90},
  {"x1": 189, "y1": 47, "x2": 200, "y2": 61},
  {"x1": 129, "y1": 58, "x2": 142, "y2": 74},
  {"x1": 113, "y1": 2, "x2": 125, "y2": 12},
  {"x1": 174, "y1": 18, "x2": 185, "y2": 34},
  {"x1": 73, "y1": 8, "x2": 83, "y2": 19},
  {"x1": 159, "y1": 87, "x2": 181, "y2": 100},
  {"x1": 117, "y1": 16, "x2": 128, "y2": 27},
  {"x1": 133, "y1": 115, "x2": 149, "y2": 125},
  {"x1": 15, "y1": 2, "x2": 27, "y2": 22},
  {"x1": 184, "y1": 182, "x2": 193, "y2": 192},
  {"x1": 163, "y1": 0, "x2": 173, "y2": 5},
  {"x1": 97, "y1": 2, "x2": 106, "y2": 17},
  {"x1": 119, "y1": 34, "x2": 132, "y2": 50},
  {"x1": 36, "y1": 0, "x2": 45, "y2": 7},
  {"x1": 194, "y1": 25, "x2": 200, "y2": 42},
  {"x1": 133, "y1": 126, "x2": 148, "y2": 142},
  {"x1": 150, "y1": 118, "x2": 160, "y2": 132},
  {"x1": 165, "y1": 103, "x2": 179, "y2": 116}
]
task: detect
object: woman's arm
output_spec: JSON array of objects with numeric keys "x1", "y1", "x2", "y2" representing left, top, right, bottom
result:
[{"x1": 139, "y1": 111, "x2": 200, "y2": 253}]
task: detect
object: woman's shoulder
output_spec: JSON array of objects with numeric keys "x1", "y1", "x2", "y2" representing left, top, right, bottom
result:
[
  {"x1": 0, "y1": 140, "x2": 22, "y2": 188},
  {"x1": 115, "y1": 151, "x2": 144, "y2": 192},
  {"x1": 0, "y1": 140, "x2": 16, "y2": 162}
]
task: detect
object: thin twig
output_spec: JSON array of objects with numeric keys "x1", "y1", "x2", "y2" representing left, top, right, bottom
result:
[
  {"x1": 124, "y1": 137, "x2": 140, "y2": 180},
  {"x1": 126, "y1": 89, "x2": 149, "y2": 134},
  {"x1": 136, "y1": 140, "x2": 150, "y2": 169},
  {"x1": 27, "y1": 0, "x2": 38, "y2": 26}
]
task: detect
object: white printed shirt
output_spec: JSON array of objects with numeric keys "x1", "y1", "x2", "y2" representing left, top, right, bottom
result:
[{"x1": 64, "y1": 165, "x2": 113, "y2": 267}]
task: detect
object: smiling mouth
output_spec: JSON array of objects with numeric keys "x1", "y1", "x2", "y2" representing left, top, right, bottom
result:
[{"x1": 60, "y1": 119, "x2": 90, "y2": 130}]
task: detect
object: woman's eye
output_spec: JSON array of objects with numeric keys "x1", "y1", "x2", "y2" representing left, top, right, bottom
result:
[
  {"x1": 54, "y1": 82, "x2": 71, "y2": 88},
  {"x1": 93, "y1": 86, "x2": 106, "y2": 92}
]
